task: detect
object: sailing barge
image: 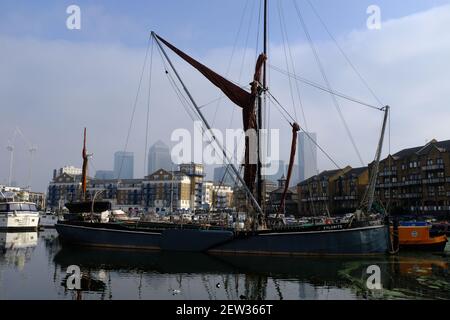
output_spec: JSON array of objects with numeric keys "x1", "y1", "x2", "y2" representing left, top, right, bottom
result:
[{"x1": 56, "y1": 1, "x2": 392, "y2": 256}]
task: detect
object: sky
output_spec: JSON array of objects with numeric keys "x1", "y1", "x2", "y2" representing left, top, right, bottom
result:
[{"x1": 1, "y1": 0, "x2": 450, "y2": 192}]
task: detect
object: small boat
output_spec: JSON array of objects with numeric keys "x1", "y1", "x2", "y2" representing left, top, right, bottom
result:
[
  {"x1": 391, "y1": 221, "x2": 448, "y2": 252},
  {"x1": 38, "y1": 211, "x2": 59, "y2": 228},
  {"x1": 0, "y1": 201, "x2": 40, "y2": 231}
]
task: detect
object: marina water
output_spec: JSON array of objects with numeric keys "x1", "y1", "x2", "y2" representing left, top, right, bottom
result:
[{"x1": 0, "y1": 229, "x2": 449, "y2": 300}]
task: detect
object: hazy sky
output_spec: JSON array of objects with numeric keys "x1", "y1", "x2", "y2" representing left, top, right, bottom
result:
[{"x1": 1, "y1": 0, "x2": 450, "y2": 192}]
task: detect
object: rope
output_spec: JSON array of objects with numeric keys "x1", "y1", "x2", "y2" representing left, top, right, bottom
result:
[
  {"x1": 255, "y1": 0, "x2": 263, "y2": 62},
  {"x1": 157, "y1": 44, "x2": 247, "y2": 192},
  {"x1": 143, "y1": 38, "x2": 154, "y2": 176},
  {"x1": 211, "y1": 0, "x2": 250, "y2": 127},
  {"x1": 277, "y1": 0, "x2": 299, "y2": 123},
  {"x1": 269, "y1": 64, "x2": 382, "y2": 111},
  {"x1": 305, "y1": 0, "x2": 385, "y2": 107},
  {"x1": 117, "y1": 37, "x2": 152, "y2": 181},
  {"x1": 292, "y1": 0, "x2": 365, "y2": 166},
  {"x1": 267, "y1": 91, "x2": 343, "y2": 171}
]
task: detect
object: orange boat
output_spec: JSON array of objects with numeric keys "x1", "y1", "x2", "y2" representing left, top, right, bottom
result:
[{"x1": 391, "y1": 221, "x2": 448, "y2": 252}]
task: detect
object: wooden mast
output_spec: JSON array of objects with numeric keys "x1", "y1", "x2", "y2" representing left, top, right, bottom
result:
[{"x1": 257, "y1": 0, "x2": 268, "y2": 215}]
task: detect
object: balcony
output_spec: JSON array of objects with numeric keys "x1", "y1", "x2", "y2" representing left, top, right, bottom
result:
[
  {"x1": 421, "y1": 206, "x2": 450, "y2": 212},
  {"x1": 421, "y1": 164, "x2": 444, "y2": 171},
  {"x1": 378, "y1": 183, "x2": 396, "y2": 188},
  {"x1": 334, "y1": 195, "x2": 357, "y2": 200},
  {"x1": 379, "y1": 171, "x2": 397, "y2": 177},
  {"x1": 397, "y1": 193, "x2": 421, "y2": 199},
  {"x1": 300, "y1": 196, "x2": 328, "y2": 202},
  {"x1": 422, "y1": 178, "x2": 445, "y2": 185},
  {"x1": 395, "y1": 180, "x2": 421, "y2": 187}
]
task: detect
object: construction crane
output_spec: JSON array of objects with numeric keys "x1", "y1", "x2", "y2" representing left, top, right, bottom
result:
[{"x1": 5, "y1": 127, "x2": 37, "y2": 189}]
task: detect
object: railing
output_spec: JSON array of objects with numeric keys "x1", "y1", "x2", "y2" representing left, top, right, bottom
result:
[
  {"x1": 379, "y1": 171, "x2": 397, "y2": 177},
  {"x1": 397, "y1": 193, "x2": 421, "y2": 199},
  {"x1": 420, "y1": 206, "x2": 450, "y2": 212},
  {"x1": 300, "y1": 196, "x2": 328, "y2": 202},
  {"x1": 422, "y1": 178, "x2": 445, "y2": 185},
  {"x1": 421, "y1": 164, "x2": 444, "y2": 171},
  {"x1": 394, "y1": 180, "x2": 422, "y2": 187},
  {"x1": 333, "y1": 195, "x2": 357, "y2": 200}
]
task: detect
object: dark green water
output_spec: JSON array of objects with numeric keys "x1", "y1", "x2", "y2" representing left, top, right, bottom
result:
[{"x1": 0, "y1": 229, "x2": 449, "y2": 300}]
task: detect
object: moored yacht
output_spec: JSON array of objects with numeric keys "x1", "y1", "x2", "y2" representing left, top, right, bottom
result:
[{"x1": 0, "y1": 202, "x2": 40, "y2": 231}]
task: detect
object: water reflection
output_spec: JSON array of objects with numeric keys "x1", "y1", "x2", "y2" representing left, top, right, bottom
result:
[
  {"x1": 0, "y1": 231, "x2": 448, "y2": 300},
  {"x1": 52, "y1": 244, "x2": 450, "y2": 300},
  {"x1": 0, "y1": 232, "x2": 38, "y2": 270}
]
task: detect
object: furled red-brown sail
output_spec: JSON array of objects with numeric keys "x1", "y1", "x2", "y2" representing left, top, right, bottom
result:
[
  {"x1": 278, "y1": 122, "x2": 300, "y2": 216},
  {"x1": 155, "y1": 34, "x2": 266, "y2": 192}
]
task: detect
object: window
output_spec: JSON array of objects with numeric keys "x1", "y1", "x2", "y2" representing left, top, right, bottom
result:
[
  {"x1": 438, "y1": 172, "x2": 444, "y2": 178},
  {"x1": 0, "y1": 204, "x2": 7, "y2": 212},
  {"x1": 401, "y1": 164, "x2": 406, "y2": 170},
  {"x1": 9, "y1": 204, "x2": 21, "y2": 211},
  {"x1": 437, "y1": 158, "x2": 444, "y2": 165},
  {"x1": 20, "y1": 204, "x2": 31, "y2": 211},
  {"x1": 427, "y1": 159, "x2": 434, "y2": 166}
]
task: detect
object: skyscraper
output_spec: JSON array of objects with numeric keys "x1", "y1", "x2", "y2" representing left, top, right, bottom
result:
[
  {"x1": 298, "y1": 132, "x2": 318, "y2": 182},
  {"x1": 147, "y1": 140, "x2": 174, "y2": 175},
  {"x1": 114, "y1": 151, "x2": 134, "y2": 179}
]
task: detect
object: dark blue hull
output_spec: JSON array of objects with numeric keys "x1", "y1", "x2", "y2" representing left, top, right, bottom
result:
[
  {"x1": 55, "y1": 222, "x2": 234, "y2": 252},
  {"x1": 55, "y1": 221, "x2": 389, "y2": 255},
  {"x1": 210, "y1": 225, "x2": 390, "y2": 255}
]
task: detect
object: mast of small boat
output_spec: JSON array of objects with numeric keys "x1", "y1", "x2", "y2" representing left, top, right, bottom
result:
[{"x1": 81, "y1": 128, "x2": 88, "y2": 202}]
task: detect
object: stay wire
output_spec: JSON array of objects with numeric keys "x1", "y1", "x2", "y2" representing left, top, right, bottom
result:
[
  {"x1": 292, "y1": 0, "x2": 365, "y2": 166},
  {"x1": 269, "y1": 64, "x2": 382, "y2": 111},
  {"x1": 277, "y1": 0, "x2": 299, "y2": 123},
  {"x1": 267, "y1": 91, "x2": 343, "y2": 171},
  {"x1": 118, "y1": 37, "x2": 152, "y2": 181},
  {"x1": 211, "y1": 0, "x2": 250, "y2": 127},
  {"x1": 305, "y1": 0, "x2": 384, "y2": 107},
  {"x1": 144, "y1": 38, "x2": 154, "y2": 177}
]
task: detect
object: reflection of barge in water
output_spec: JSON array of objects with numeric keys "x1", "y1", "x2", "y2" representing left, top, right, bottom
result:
[{"x1": 52, "y1": 245, "x2": 450, "y2": 299}]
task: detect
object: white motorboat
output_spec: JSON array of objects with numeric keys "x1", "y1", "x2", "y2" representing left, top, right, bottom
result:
[{"x1": 0, "y1": 202, "x2": 40, "y2": 230}]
